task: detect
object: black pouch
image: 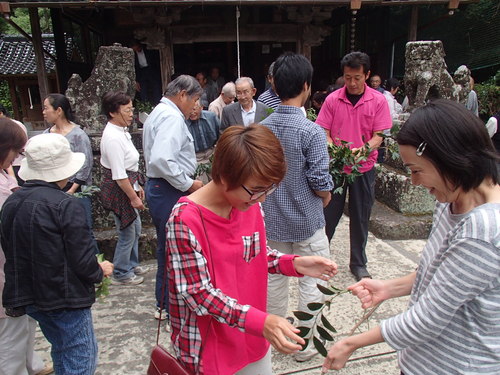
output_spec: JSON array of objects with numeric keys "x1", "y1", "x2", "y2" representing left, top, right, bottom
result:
[{"x1": 5, "y1": 306, "x2": 26, "y2": 317}]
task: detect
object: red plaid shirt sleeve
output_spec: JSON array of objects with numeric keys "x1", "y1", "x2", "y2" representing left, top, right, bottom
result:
[{"x1": 169, "y1": 216, "x2": 251, "y2": 326}]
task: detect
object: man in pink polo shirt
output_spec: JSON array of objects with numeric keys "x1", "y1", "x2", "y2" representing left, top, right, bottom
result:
[{"x1": 316, "y1": 51, "x2": 391, "y2": 281}]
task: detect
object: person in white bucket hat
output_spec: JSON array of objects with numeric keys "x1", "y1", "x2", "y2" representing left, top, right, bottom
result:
[
  {"x1": 1, "y1": 133, "x2": 113, "y2": 375},
  {"x1": 19, "y1": 133, "x2": 86, "y2": 183}
]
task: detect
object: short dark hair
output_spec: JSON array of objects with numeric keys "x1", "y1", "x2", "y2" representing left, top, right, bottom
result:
[
  {"x1": 0, "y1": 117, "x2": 27, "y2": 165},
  {"x1": 396, "y1": 99, "x2": 499, "y2": 192},
  {"x1": 45, "y1": 93, "x2": 75, "y2": 122},
  {"x1": 272, "y1": 52, "x2": 313, "y2": 100},
  {"x1": 385, "y1": 78, "x2": 400, "y2": 91},
  {"x1": 101, "y1": 91, "x2": 132, "y2": 120},
  {"x1": 0, "y1": 103, "x2": 11, "y2": 117},
  {"x1": 212, "y1": 124, "x2": 286, "y2": 190},
  {"x1": 340, "y1": 52, "x2": 371, "y2": 74}
]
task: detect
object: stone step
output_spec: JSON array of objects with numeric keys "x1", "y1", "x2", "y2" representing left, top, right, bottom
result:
[
  {"x1": 369, "y1": 200, "x2": 432, "y2": 240},
  {"x1": 94, "y1": 226, "x2": 157, "y2": 262}
]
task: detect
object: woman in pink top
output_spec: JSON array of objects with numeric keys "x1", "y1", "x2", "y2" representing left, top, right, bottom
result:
[{"x1": 166, "y1": 124, "x2": 338, "y2": 374}]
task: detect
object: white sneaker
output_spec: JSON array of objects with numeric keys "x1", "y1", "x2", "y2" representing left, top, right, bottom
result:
[
  {"x1": 111, "y1": 274, "x2": 144, "y2": 286},
  {"x1": 154, "y1": 307, "x2": 168, "y2": 321},
  {"x1": 134, "y1": 266, "x2": 149, "y2": 275}
]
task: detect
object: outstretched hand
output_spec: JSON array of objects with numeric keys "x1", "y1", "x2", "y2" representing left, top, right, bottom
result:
[
  {"x1": 321, "y1": 338, "x2": 356, "y2": 372},
  {"x1": 293, "y1": 256, "x2": 338, "y2": 281},
  {"x1": 348, "y1": 278, "x2": 390, "y2": 309},
  {"x1": 263, "y1": 314, "x2": 304, "y2": 354}
]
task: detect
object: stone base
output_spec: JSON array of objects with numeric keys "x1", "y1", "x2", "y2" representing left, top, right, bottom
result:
[
  {"x1": 368, "y1": 200, "x2": 432, "y2": 240},
  {"x1": 94, "y1": 226, "x2": 158, "y2": 262},
  {"x1": 375, "y1": 163, "x2": 435, "y2": 215}
]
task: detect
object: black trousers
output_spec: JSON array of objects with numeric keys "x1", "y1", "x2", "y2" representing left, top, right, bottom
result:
[{"x1": 323, "y1": 168, "x2": 375, "y2": 268}]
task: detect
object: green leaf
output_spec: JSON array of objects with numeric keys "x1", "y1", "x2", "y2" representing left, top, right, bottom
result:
[
  {"x1": 313, "y1": 336, "x2": 328, "y2": 357},
  {"x1": 329, "y1": 285, "x2": 344, "y2": 292},
  {"x1": 321, "y1": 315, "x2": 337, "y2": 333},
  {"x1": 307, "y1": 302, "x2": 323, "y2": 311},
  {"x1": 292, "y1": 311, "x2": 314, "y2": 321},
  {"x1": 296, "y1": 326, "x2": 311, "y2": 338},
  {"x1": 317, "y1": 326, "x2": 334, "y2": 341},
  {"x1": 316, "y1": 284, "x2": 335, "y2": 295}
]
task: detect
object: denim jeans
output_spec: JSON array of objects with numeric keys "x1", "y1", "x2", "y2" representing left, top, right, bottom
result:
[
  {"x1": 145, "y1": 178, "x2": 185, "y2": 310},
  {"x1": 78, "y1": 196, "x2": 100, "y2": 255},
  {"x1": 26, "y1": 306, "x2": 97, "y2": 375},
  {"x1": 112, "y1": 210, "x2": 141, "y2": 280}
]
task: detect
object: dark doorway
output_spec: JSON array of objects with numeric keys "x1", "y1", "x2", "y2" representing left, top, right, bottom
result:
[{"x1": 173, "y1": 41, "x2": 295, "y2": 97}]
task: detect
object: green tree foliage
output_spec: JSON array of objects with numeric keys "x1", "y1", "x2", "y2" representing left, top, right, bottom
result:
[
  {"x1": 0, "y1": 8, "x2": 52, "y2": 35},
  {"x1": 0, "y1": 80, "x2": 13, "y2": 114},
  {"x1": 475, "y1": 70, "x2": 500, "y2": 119}
]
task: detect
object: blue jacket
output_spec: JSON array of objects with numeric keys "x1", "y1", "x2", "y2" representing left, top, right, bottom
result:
[{"x1": 1, "y1": 180, "x2": 103, "y2": 311}]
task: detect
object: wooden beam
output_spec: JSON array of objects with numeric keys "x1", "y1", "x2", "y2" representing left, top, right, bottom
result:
[
  {"x1": 29, "y1": 8, "x2": 50, "y2": 103},
  {"x1": 350, "y1": 0, "x2": 362, "y2": 11},
  {"x1": 408, "y1": 5, "x2": 418, "y2": 41},
  {"x1": 0, "y1": 2, "x2": 10, "y2": 15}
]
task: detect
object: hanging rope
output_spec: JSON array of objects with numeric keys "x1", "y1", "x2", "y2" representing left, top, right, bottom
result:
[{"x1": 236, "y1": 6, "x2": 241, "y2": 78}]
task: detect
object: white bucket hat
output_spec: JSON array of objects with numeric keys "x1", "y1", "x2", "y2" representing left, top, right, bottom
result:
[{"x1": 19, "y1": 133, "x2": 86, "y2": 183}]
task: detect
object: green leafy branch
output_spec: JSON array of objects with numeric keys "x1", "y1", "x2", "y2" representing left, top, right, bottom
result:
[
  {"x1": 293, "y1": 283, "x2": 350, "y2": 357},
  {"x1": 328, "y1": 141, "x2": 371, "y2": 195},
  {"x1": 306, "y1": 107, "x2": 318, "y2": 122},
  {"x1": 74, "y1": 185, "x2": 101, "y2": 198},
  {"x1": 95, "y1": 253, "x2": 111, "y2": 301},
  {"x1": 193, "y1": 154, "x2": 214, "y2": 181},
  {"x1": 294, "y1": 283, "x2": 385, "y2": 360},
  {"x1": 377, "y1": 122, "x2": 402, "y2": 161}
]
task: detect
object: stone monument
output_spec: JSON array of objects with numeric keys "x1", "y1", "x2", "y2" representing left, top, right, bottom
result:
[
  {"x1": 404, "y1": 40, "x2": 471, "y2": 110},
  {"x1": 65, "y1": 43, "x2": 136, "y2": 133},
  {"x1": 372, "y1": 40, "x2": 473, "y2": 239}
]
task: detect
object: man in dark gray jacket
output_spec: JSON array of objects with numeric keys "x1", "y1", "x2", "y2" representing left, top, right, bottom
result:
[{"x1": 220, "y1": 77, "x2": 270, "y2": 132}]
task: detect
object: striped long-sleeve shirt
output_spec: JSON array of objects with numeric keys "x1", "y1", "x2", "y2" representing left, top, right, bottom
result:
[{"x1": 381, "y1": 202, "x2": 500, "y2": 374}]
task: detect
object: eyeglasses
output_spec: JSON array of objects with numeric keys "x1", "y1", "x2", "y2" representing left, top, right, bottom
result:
[
  {"x1": 236, "y1": 89, "x2": 252, "y2": 96},
  {"x1": 241, "y1": 183, "x2": 278, "y2": 201},
  {"x1": 121, "y1": 107, "x2": 135, "y2": 114}
]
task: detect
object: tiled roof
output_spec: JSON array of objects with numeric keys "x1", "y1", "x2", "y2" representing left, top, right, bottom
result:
[{"x1": 0, "y1": 34, "x2": 57, "y2": 76}]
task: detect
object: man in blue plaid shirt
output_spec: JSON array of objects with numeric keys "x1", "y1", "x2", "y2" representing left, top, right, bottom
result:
[{"x1": 261, "y1": 52, "x2": 335, "y2": 362}]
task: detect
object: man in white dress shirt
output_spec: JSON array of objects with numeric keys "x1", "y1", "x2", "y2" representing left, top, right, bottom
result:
[{"x1": 143, "y1": 75, "x2": 204, "y2": 320}]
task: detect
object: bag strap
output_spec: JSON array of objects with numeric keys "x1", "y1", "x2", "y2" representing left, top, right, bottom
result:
[{"x1": 155, "y1": 202, "x2": 215, "y2": 370}]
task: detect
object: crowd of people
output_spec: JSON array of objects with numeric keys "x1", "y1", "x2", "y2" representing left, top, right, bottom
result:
[{"x1": 0, "y1": 49, "x2": 498, "y2": 375}]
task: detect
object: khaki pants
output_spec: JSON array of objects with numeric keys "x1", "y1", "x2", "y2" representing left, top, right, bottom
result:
[
  {"x1": 235, "y1": 347, "x2": 272, "y2": 375},
  {"x1": 267, "y1": 227, "x2": 330, "y2": 325},
  {"x1": 0, "y1": 316, "x2": 45, "y2": 375}
]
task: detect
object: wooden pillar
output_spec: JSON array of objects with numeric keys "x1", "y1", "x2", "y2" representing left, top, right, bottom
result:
[
  {"x1": 29, "y1": 8, "x2": 49, "y2": 102},
  {"x1": 7, "y1": 78, "x2": 21, "y2": 121},
  {"x1": 159, "y1": 30, "x2": 174, "y2": 92},
  {"x1": 408, "y1": 5, "x2": 419, "y2": 41}
]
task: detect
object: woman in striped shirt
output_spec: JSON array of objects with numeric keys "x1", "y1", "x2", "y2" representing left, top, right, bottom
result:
[{"x1": 323, "y1": 99, "x2": 500, "y2": 374}]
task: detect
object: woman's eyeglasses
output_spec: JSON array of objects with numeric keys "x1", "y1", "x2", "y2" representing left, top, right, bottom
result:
[
  {"x1": 241, "y1": 184, "x2": 278, "y2": 201},
  {"x1": 121, "y1": 107, "x2": 135, "y2": 114}
]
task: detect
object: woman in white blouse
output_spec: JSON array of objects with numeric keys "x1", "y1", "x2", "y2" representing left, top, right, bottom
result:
[{"x1": 100, "y1": 92, "x2": 147, "y2": 286}]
